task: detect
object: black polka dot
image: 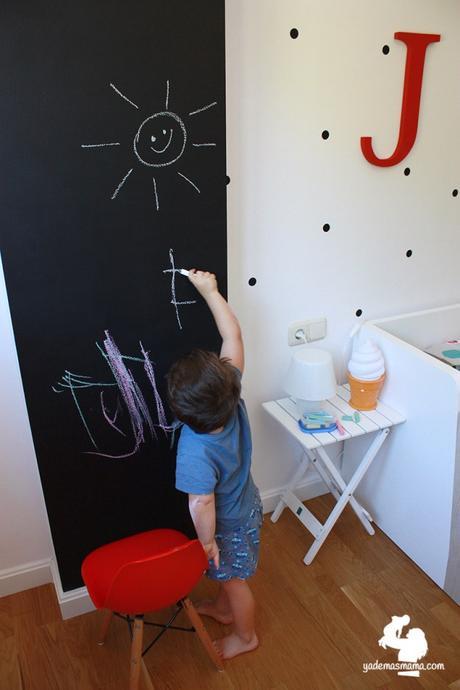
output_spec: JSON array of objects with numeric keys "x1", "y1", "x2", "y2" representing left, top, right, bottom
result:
[
  {"x1": 406, "y1": 250, "x2": 413, "y2": 258},
  {"x1": 248, "y1": 277, "x2": 257, "y2": 287},
  {"x1": 404, "y1": 167, "x2": 411, "y2": 176},
  {"x1": 225, "y1": 175, "x2": 231, "y2": 185},
  {"x1": 355, "y1": 309, "x2": 363, "y2": 318},
  {"x1": 382, "y1": 45, "x2": 390, "y2": 55},
  {"x1": 290, "y1": 28, "x2": 299, "y2": 39},
  {"x1": 322, "y1": 130, "x2": 330, "y2": 140},
  {"x1": 453, "y1": 189, "x2": 458, "y2": 197},
  {"x1": 323, "y1": 223, "x2": 330, "y2": 232}
]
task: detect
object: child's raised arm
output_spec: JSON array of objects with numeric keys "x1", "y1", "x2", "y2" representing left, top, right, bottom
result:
[{"x1": 188, "y1": 269, "x2": 244, "y2": 373}]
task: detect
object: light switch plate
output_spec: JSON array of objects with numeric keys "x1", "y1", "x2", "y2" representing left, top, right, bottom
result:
[{"x1": 307, "y1": 318, "x2": 327, "y2": 341}]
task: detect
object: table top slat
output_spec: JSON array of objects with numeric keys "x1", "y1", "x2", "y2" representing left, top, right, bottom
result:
[
  {"x1": 322, "y1": 398, "x2": 369, "y2": 437},
  {"x1": 327, "y1": 394, "x2": 381, "y2": 432},
  {"x1": 276, "y1": 398, "x2": 339, "y2": 446},
  {"x1": 337, "y1": 385, "x2": 405, "y2": 427},
  {"x1": 262, "y1": 401, "x2": 321, "y2": 450}
]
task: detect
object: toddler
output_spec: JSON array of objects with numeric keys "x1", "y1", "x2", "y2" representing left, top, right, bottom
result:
[{"x1": 167, "y1": 269, "x2": 262, "y2": 659}]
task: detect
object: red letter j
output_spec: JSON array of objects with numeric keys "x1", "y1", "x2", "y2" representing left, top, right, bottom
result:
[{"x1": 361, "y1": 32, "x2": 440, "y2": 167}]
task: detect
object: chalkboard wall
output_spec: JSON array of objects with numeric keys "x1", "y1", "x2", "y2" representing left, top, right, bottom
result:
[{"x1": 0, "y1": 0, "x2": 227, "y2": 591}]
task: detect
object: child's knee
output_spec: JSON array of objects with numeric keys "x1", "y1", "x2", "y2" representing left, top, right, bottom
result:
[{"x1": 221, "y1": 577, "x2": 249, "y2": 591}]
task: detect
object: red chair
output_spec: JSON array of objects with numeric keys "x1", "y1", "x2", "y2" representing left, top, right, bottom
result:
[{"x1": 81, "y1": 528, "x2": 223, "y2": 690}]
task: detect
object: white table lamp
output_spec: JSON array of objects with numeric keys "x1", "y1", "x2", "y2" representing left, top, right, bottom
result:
[{"x1": 284, "y1": 348, "x2": 337, "y2": 417}]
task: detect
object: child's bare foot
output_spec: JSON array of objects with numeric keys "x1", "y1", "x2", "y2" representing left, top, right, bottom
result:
[
  {"x1": 213, "y1": 632, "x2": 259, "y2": 659},
  {"x1": 194, "y1": 599, "x2": 233, "y2": 625}
]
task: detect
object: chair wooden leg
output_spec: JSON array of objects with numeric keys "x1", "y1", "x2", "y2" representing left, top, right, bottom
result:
[
  {"x1": 129, "y1": 616, "x2": 144, "y2": 690},
  {"x1": 97, "y1": 609, "x2": 114, "y2": 645},
  {"x1": 181, "y1": 598, "x2": 224, "y2": 671}
]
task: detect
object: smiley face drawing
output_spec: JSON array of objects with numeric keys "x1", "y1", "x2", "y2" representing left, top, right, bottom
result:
[
  {"x1": 133, "y1": 111, "x2": 187, "y2": 168},
  {"x1": 81, "y1": 80, "x2": 217, "y2": 211}
]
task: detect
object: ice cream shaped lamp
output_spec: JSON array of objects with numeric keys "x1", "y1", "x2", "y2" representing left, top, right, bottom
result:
[
  {"x1": 284, "y1": 348, "x2": 337, "y2": 418},
  {"x1": 348, "y1": 337, "x2": 385, "y2": 410}
]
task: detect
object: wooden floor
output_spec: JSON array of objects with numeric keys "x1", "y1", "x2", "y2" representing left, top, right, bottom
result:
[{"x1": 1, "y1": 495, "x2": 460, "y2": 690}]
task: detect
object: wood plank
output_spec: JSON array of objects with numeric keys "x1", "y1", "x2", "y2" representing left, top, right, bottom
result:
[
  {"x1": 0, "y1": 598, "x2": 15, "y2": 642},
  {"x1": 430, "y1": 603, "x2": 460, "y2": 642},
  {"x1": 0, "y1": 635, "x2": 23, "y2": 690},
  {"x1": 301, "y1": 591, "x2": 389, "y2": 687},
  {"x1": 14, "y1": 613, "x2": 62, "y2": 690}
]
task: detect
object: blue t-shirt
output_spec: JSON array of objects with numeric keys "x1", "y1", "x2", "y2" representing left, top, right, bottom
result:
[{"x1": 175, "y1": 398, "x2": 256, "y2": 530}]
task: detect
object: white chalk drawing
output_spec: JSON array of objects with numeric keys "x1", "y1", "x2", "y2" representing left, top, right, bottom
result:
[
  {"x1": 189, "y1": 101, "x2": 217, "y2": 117},
  {"x1": 133, "y1": 109, "x2": 187, "y2": 168},
  {"x1": 81, "y1": 80, "x2": 217, "y2": 210},
  {"x1": 81, "y1": 142, "x2": 121, "y2": 148},
  {"x1": 163, "y1": 248, "x2": 196, "y2": 329},
  {"x1": 165, "y1": 79, "x2": 170, "y2": 110},
  {"x1": 111, "y1": 168, "x2": 133, "y2": 200},
  {"x1": 152, "y1": 177, "x2": 159, "y2": 211},
  {"x1": 177, "y1": 171, "x2": 201, "y2": 195},
  {"x1": 109, "y1": 82, "x2": 139, "y2": 110}
]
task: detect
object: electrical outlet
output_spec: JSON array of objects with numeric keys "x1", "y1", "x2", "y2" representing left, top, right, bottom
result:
[
  {"x1": 288, "y1": 318, "x2": 327, "y2": 346},
  {"x1": 288, "y1": 320, "x2": 309, "y2": 346}
]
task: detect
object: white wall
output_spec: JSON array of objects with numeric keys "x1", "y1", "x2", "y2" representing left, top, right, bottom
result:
[
  {"x1": 0, "y1": 255, "x2": 54, "y2": 594},
  {"x1": 225, "y1": 0, "x2": 459, "y2": 494},
  {"x1": 1, "y1": 0, "x2": 459, "y2": 597}
]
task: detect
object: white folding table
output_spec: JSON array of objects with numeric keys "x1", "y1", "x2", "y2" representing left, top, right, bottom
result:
[{"x1": 263, "y1": 385, "x2": 405, "y2": 564}]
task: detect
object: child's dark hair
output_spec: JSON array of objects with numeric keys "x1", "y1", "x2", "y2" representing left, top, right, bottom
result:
[{"x1": 166, "y1": 349, "x2": 241, "y2": 433}]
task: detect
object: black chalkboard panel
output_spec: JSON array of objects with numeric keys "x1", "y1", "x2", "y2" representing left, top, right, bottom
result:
[{"x1": 0, "y1": 0, "x2": 226, "y2": 591}]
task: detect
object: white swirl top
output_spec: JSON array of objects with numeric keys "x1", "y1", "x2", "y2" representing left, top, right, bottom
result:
[{"x1": 348, "y1": 339, "x2": 385, "y2": 381}]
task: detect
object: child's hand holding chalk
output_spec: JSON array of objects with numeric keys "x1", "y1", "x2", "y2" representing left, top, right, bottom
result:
[{"x1": 186, "y1": 269, "x2": 218, "y2": 299}]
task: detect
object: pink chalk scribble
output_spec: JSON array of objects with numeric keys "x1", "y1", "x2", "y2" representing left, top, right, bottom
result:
[
  {"x1": 140, "y1": 341, "x2": 169, "y2": 431},
  {"x1": 52, "y1": 331, "x2": 173, "y2": 459},
  {"x1": 100, "y1": 391, "x2": 126, "y2": 437}
]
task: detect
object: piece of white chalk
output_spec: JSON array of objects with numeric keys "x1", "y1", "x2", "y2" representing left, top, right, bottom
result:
[{"x1": 178, "y1": 269, "x2": 189, "y2": 276}]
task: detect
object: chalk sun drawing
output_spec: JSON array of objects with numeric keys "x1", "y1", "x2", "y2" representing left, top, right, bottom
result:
[
  {"x1": 162, "y1": 248, "x2": 196, "y2": 330},
  {"x1": 52, "y1": 331, "x2": 173, "y2": 459},
  {"x1": 81, "y1": 80, "x2": 217, "y2": 210}
]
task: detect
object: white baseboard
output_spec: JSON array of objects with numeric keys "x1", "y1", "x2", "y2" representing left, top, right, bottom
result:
[
  {"x1": 260, "y1": 475, "x2": 327, "y2": 514},
  {"x1": 49, "y1": 558, "x2": 95, "y2": 620},
  {"x1": 0, "y1": 557, "x2": 93, "y2": 619},
  {"x1": 57, "y1": 585, "x2": 95, "y2": 620},
  {"x1": 2, "y1": 477, "x2": 328, "y2": 619},
  {"x1": 0, "y1": 559, "x2": 52, "y2": 597}
]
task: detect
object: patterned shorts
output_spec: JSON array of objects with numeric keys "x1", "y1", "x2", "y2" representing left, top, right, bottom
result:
[{"x1": 206, "y1": 492, "x2": 264, "y2": 581}]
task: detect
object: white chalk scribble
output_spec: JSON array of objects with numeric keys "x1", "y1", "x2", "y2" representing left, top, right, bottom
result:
[
  {"x1": 81, "y1": 80, "x2": 217, "y2": 211},
  {"x1": 162, "y1": 248, "x2": 196, "y2": 329}
]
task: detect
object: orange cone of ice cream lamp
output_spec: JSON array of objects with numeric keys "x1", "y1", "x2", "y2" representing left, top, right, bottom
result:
[{"x1": 348, "y1": 338, "x2": 385, "y2": 411}]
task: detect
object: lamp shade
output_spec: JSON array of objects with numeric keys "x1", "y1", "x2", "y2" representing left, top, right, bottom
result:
[{"x1": 284, "y1": 348, "x2": 337, "y2": 405}]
